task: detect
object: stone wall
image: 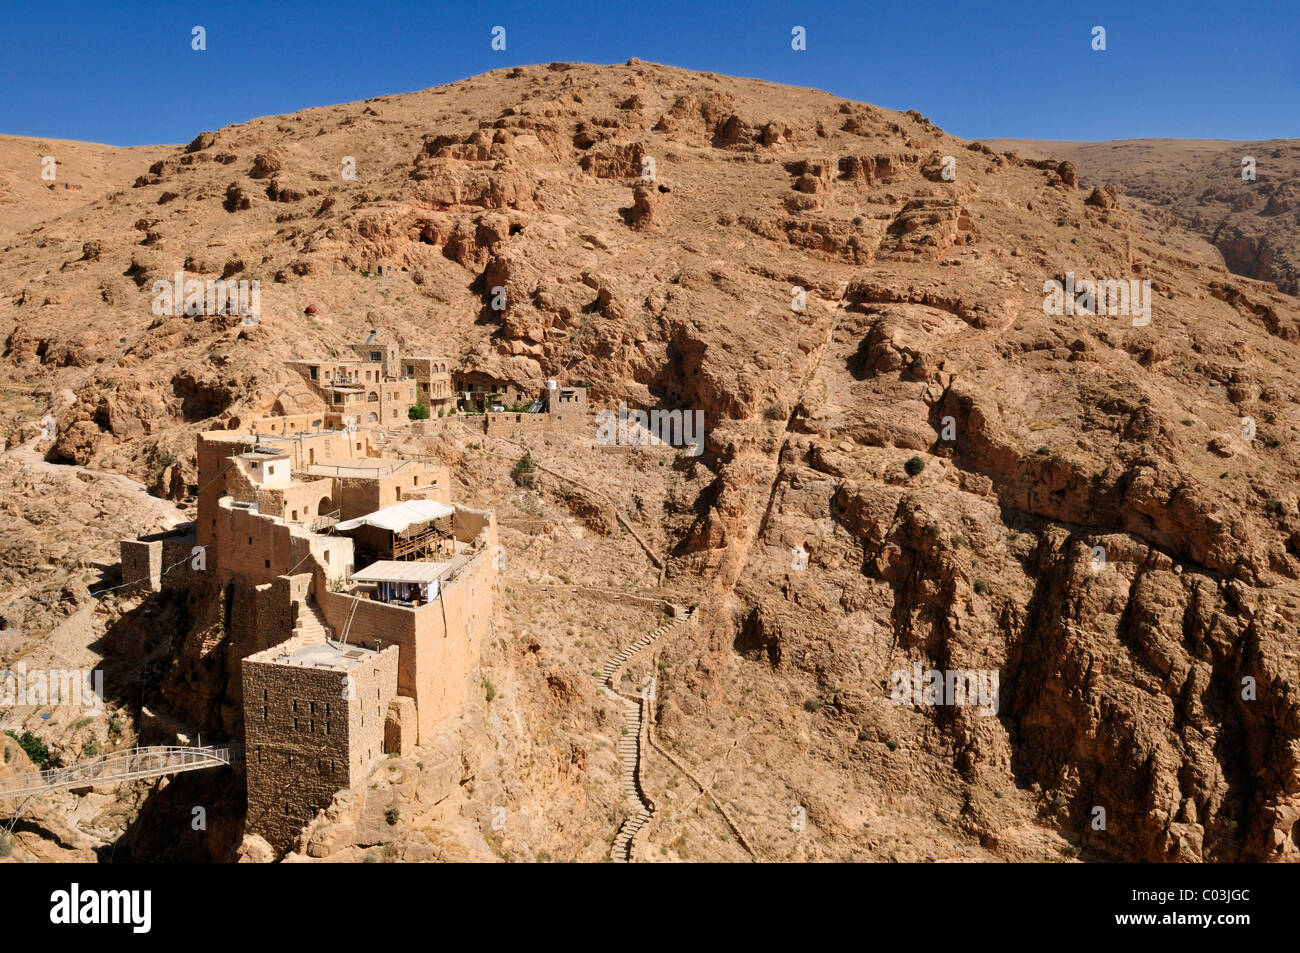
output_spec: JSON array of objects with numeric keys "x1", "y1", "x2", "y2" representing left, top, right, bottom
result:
[
  {"x1": 120, "y1": 539, "x2": 162, "y2": 593},
  {"x1": 316, "y1": 541, "x2": 496, "y2": 742},
  {"x1": 249, "y1": 413, "x2": 346, "y2": 436},
  {"x1": 196, "y1": 430, "x2": 373, "y2": 552},
  {"x1": 334, "y1": 461, "x2": 441, "y2": 520},
  {"x1": 120, "y1": 528, "x2": 202, "y2": 593},
  {"x1": 483, "y1": 408, "x2": 588, "y2": 439},
  {"x1": 213, "y1": 499, "x2": 353, "y2": 587},
  {"x1": 242, "y1": 643, "x2": 398, "y2": 853}
]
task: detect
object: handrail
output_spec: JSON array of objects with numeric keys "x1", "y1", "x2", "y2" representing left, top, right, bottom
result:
[{"x1": 0, "y1": 745, "x2": 236, "y2": 799}]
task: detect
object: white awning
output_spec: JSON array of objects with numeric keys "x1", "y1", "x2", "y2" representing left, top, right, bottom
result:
[
  {"x1": 335, "y1": 499, "x2": 454, "y2": 533},
  {"x1": 351, "y1": 560, "x2": 451, "y2": 584}
]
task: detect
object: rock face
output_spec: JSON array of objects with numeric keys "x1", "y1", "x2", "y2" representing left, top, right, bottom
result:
[
  {"x1": 1, "y1": 62, "x2": 1299, "y2": 863},
  {"x1": 985, "y1": 137, "x2": 1300, "y2": 295}
]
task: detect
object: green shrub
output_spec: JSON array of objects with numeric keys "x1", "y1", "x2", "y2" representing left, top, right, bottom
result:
[
  {"x1": 408, "y1": 401, "x2": 430, "y2": 420},
  {"x1": 511, "y1": 452, "x2": 535, "y2": 485},
  {"x1": 904, "y1": 456, "x2": 925, "y2": 477},
  {"x1": 974, "y1": 578, "x2": 990, "y2": 595},
  {"x1": 385, "y1": 807, "x2": 400, "y2": 826},
  {"x1": 484, "y1": 677, "x2": 496, "y2": 703},
  {"x1": 803, "y1": 698, "x2": 820, "y2": 713},
  {"x1": 82, "y1": 739, "x2": 99, "y2": 757},
  {"x1": 4, "y1": 730, "x2": 49, "y2": 768}
]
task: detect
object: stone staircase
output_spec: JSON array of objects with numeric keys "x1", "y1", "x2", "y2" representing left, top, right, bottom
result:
[
  {"x1": 598, "y1": 608, "x2": 694, "y2": 862},
  {"x1": 292, "y1": 599, "x2": 334, "y2": 642},
  {"x1": 610, "y1": 697, "x2": 652, "y2": 861},
  {"x1": 601, "y1": 613, "x2": 689, "y2": 689}
]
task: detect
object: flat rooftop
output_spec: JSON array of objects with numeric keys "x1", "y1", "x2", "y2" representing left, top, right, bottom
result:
[
  {"x1": 306, "y1": 459, "x2": 413, "y2": 478},
  {"x1": 247, "y1": 639, "x2": 382, "y2": 673},
  {"x1": 237, "y1": 449, "x2": 289, "y2": 461}
]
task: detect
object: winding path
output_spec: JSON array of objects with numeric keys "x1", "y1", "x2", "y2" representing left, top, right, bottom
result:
[{"x1": 598, "y1": 610, "x2": 693, "y2": 862}]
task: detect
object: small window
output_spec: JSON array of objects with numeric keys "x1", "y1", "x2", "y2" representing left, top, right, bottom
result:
[
  {"x1": 262, "y1": 689, "x2": 267, "y2": 702},
  {"x1": 284, "y1": 802, "x2": 290, "y2": 816},
  {"x1": 248, "y1": 537, "x2": 253, "y2": 546},
  {"x1": 265, "y1": 559, "x2": 271, "y2": 568},
  {"x1": 262, "y1": 705, "x2": 268, "y2": 721},
  {"x1": 256, "y1": 746, "x2": 262, "y2": 763},
  {"x1": 294, "y1": 717, "x2": 299, "y2": 730}
]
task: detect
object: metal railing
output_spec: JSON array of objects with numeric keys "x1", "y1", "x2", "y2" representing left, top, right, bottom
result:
[
  {"x1": 0, "y1": 745, "x2": 236, "y2": 799},
  {"x1": 309, "y1": 509, "x2": 341, "y2": 533}
]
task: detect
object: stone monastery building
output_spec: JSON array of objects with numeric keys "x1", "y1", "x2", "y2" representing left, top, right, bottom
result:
[{"x1": 120, "y1": 335, "x2": 499, "y2": 852}]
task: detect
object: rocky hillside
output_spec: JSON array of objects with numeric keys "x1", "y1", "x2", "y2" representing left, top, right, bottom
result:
[
  {"x1": 2, "y1": 61, "x2": 1299, "y2": 862},
  {"x1": 986, "y1": 137, "x2": 1300, "y2": 295}
]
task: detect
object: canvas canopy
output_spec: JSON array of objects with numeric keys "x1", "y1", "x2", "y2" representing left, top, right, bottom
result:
[
  {"x1": 351, "y1": 560, "x2": 451, "y2": 585},
  {"x1": 335, "y1": 499, "x2": 453, "y2": 534}
]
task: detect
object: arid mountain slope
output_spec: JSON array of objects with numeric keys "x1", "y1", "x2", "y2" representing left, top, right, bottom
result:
[
  {"x1": 986, "y1": 137, "x2": 1300, "y2": 295},
  {"x1": 1, "y1": 62, "x2": 1299, "y2": 862}
]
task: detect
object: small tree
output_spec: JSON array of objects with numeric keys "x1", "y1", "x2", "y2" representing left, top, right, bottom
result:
[
  {"x1": 904, "y1": 456, "x2": 926, "y2": 477},
  {"x1": 511, "y1": 452, "x2": 535, "y2": 486},
  {"x1": 4, "y1": 730, "x2": 49, "y2": 768},
  {"x1": 408, "y1": 401, "x2": 430, "y2": 420}
]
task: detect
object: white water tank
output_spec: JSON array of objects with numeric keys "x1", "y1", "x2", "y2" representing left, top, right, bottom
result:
[{"x1": 545, "y1": 379, "x2": 557, "y2": 390}]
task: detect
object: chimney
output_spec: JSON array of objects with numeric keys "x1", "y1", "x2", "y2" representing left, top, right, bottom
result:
[{"x1": 364, "y1": 329, "x2": 378, "y2": 345}]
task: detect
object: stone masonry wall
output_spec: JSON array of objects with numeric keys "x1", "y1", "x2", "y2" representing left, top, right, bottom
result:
[{"x1": 242, "y1": 644, "x2": 398, "y2": 853}]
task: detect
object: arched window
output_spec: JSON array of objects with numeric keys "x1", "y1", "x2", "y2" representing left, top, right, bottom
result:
[
  {"x1": 368, "y1": 392, "x2": 379, "y2": 402},
  {"x1": 368, "y1": 412, "x2": 379, "y2": 424}
]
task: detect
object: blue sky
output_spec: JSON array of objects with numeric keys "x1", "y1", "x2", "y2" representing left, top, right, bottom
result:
[{"x1": 2, "y1": 0, "x2": 1296, "y2": 146}]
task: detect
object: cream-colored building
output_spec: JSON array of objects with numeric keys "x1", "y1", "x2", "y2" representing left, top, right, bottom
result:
[{"x1": 121, "y1": 418, "x2": 497, "y2": 854}]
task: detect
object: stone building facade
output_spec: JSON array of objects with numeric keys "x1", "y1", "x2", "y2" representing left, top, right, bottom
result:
[
  {"x1": 242, "y1": 641, "x2": 399, "y2": 851},
  {"x1": 120, "y1": 411, "x2": 499, "y2": 855}
]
